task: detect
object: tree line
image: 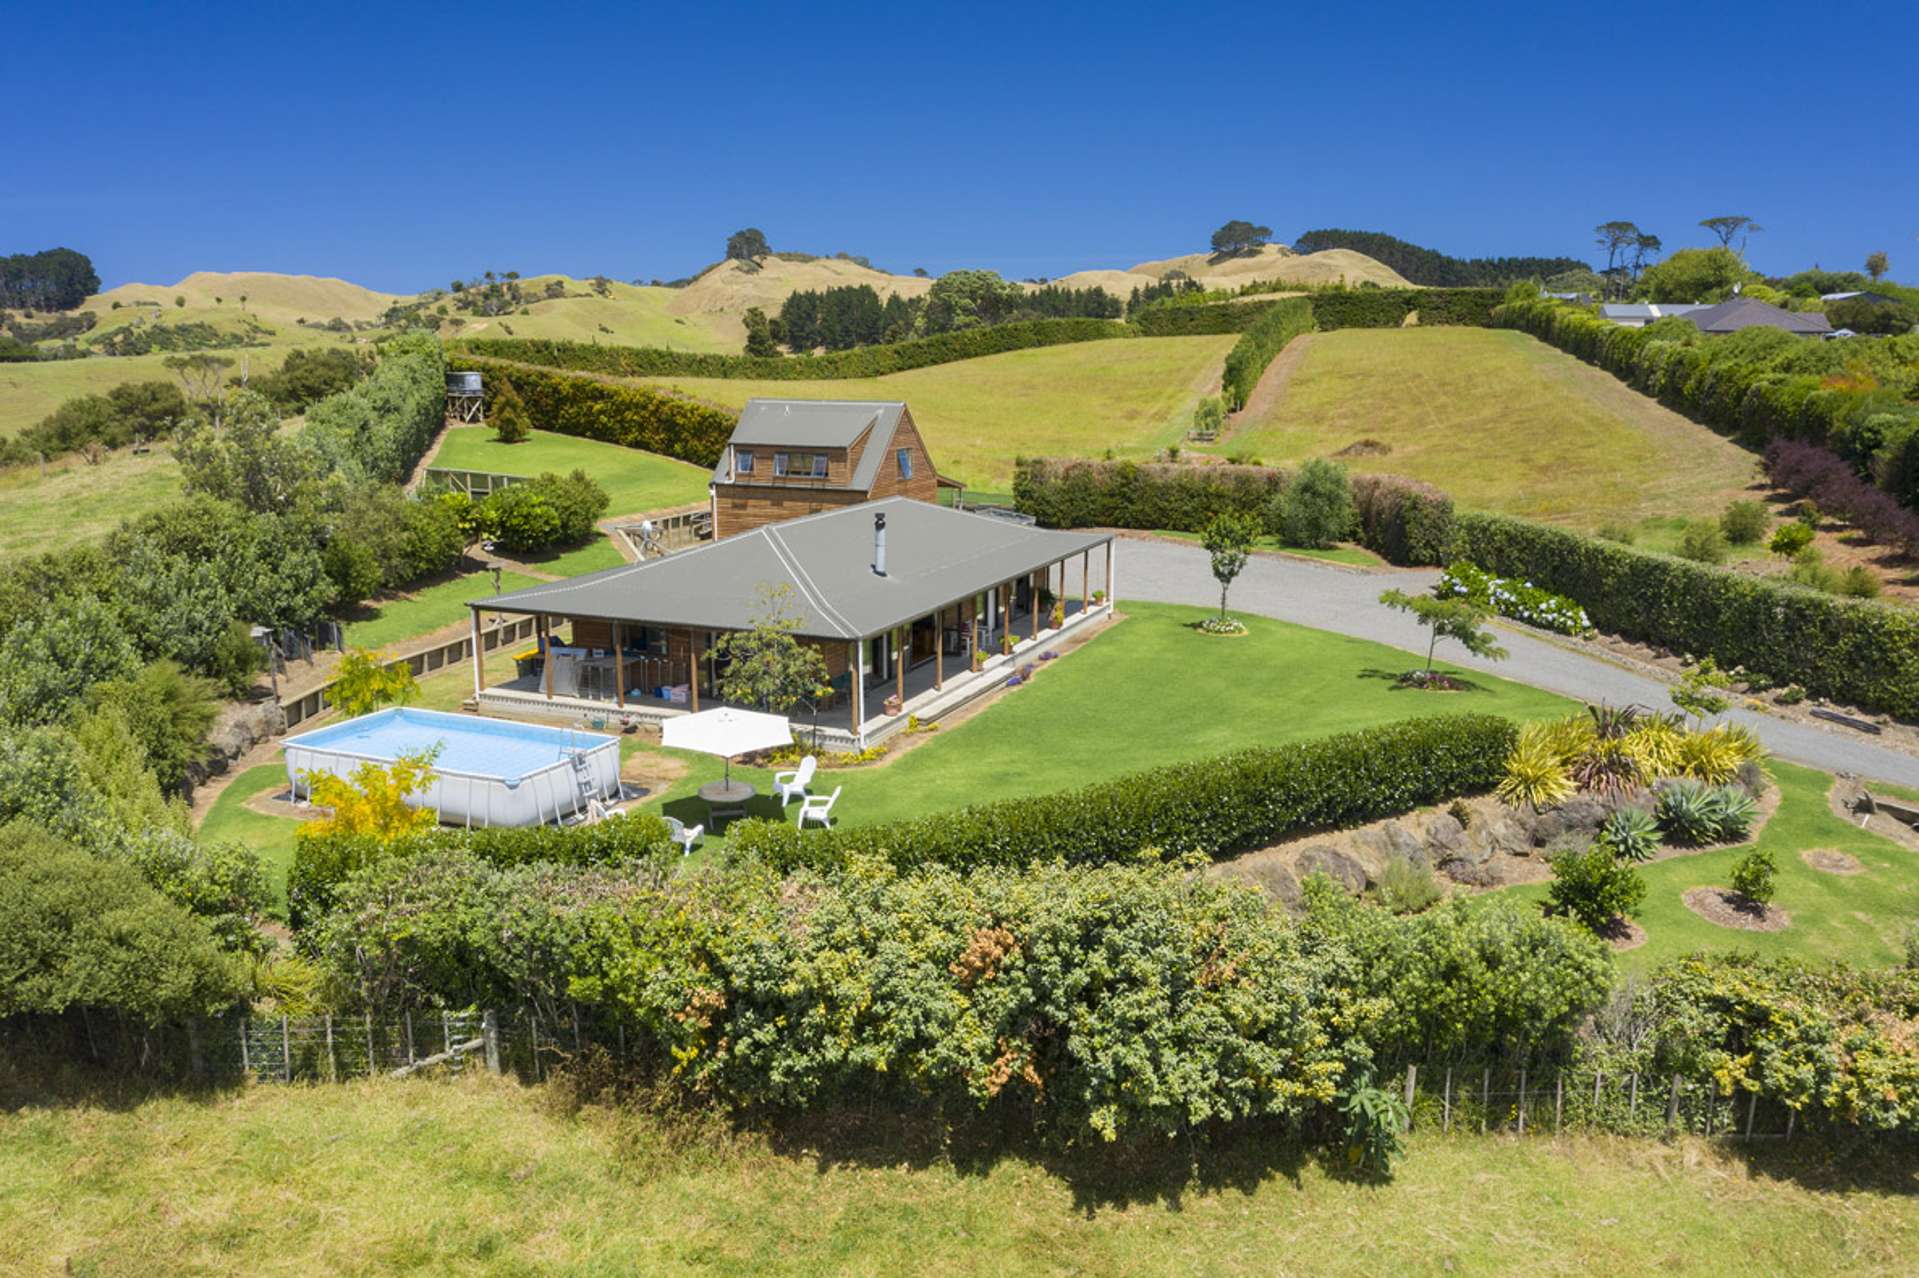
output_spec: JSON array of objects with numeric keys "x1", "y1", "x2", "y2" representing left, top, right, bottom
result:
[
  {"x1": 766, "y1": 271, "x2": 1123, "y2": 354},
  {"x1": 0, "y1": 247, "x2": 100, "y2": 311},
  {"x1": 1291, "y1": 229, "x2": 1590, "y2": 287}
]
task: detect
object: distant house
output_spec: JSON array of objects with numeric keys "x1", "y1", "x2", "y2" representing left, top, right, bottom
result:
[
  {"x1": 707, "y1": 399, "x2": 960, "y2": 539},
  {"x1": 1821, "y1": 291, "x2": 1901, "y2": 306},
  {"x1": 1679, "y1": 297, "x2": 1832, "y2": 336},
  {"x1": 1598, "y1": 302, "x2": 1712, "y2": 328}
]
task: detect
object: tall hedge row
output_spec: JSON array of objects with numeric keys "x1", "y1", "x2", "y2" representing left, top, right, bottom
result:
[
  {"x1": 448, "y1": 357, "x2": 736, "y2": 467},
  {"x1": 1221, "y1": 297, "x2": 1316, "y2": 408},
  {"x1": 728, "y1": 715, "x2": 1517, "y2": 874},
  {"x1": 1010, "y1": 458, "x2": 1455, "y2": 566},
  {"x1": 1309, "y1": 288, "x2": 1504, "y2": 331},
  {"x1": 298, "y1": 333, "x2": 446, "y2": 483},
  {"x1": 1452, "y1": 511, "x2": 1919, "y2": 718},
  {"x1": 1129, "y1": 299, "x2": 1284, "y2": 336},
  {"x1": 453, "y1": 318, "x2": 1137, "y2": 382}
]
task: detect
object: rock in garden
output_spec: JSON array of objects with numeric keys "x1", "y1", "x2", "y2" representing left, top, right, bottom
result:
[
  {"x1": 1356, "y1": 820, "x2": 1427, "y2": 868},
  {"x1": 1294, "y1": 845, "x2": 1368, "y2": 895},
  {"x1": 1423, "y1": 813, "x2": 1467, "y2": 858}
]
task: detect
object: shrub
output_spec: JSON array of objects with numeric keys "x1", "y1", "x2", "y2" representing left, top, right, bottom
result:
[
  {"x1": 1373, "y1": 854, "x2": 1443, "y2": 913},
  {"x1": 1437, "y1": 561, "x2": 1590, "y2": 635},
  {"x1": 478, "y1": 470, "x2": 609, "y2": 553},
  {"x1": 1720, "y1": 499, "x2": 1771, "y2": 545},
  {"x1": 1729, "y1": 849, "x2": 1777, "y2": 906},
  {"x1": 125, "y1": 829, "x2": 271, "y2": 955},
  {"x1": 1596, "y1": 521, "x2": 1637, "y2": 544},
  {"x1": 1349, "y1": 474, "x2": 1455, "y2": 566},
  {"x1": 1272, "y1": 457, "x2": 1356, "y2": 548},
  {"x1": 490, "y1": 376, "x2": 531, "y2": 443},
  {"x1": 1655, "y1": 780, "x2": 1755, "y2": 845},
  {"x1": 1546, "y1": 844, "x2": 1646, "y2": 933},
  {"x1": 1450, "y1": 511, "x2": 1919, "y2": 719},
  {"x1": 449, "y1": 358, "x2": 735, "y2": 468},
  {"x1": 1220, "y1": 297, "x2": 1315, "y2": 408},
  {"x1": 1677, "y1": 520, "x2": 1729, "y2": 564},
  {"x1": 1787, "y1": 547, "x2": 1846, "y2": 594},
  {"x1": 1769, "y1": 521, "x2": 1815, "y2": 558},
  {"x1": 1134, "y1": 299, "x2": 1285, "y2": 336},
  {"x1": 1308, "y1": 288, "x2": 1503, "y2": 330},
  {"x1": 299, "y1": 333, "x2": 445, "y2": 483},
  {"x1": 1494, "y1": 722, "x2": 1574, "y2": 808},
  {"x1": 1766, "y1": 439, "x2": 1919, "y2": 556},
  {"x1": 84, "y1": 659, "x2": 220, "y2": 792},
  {"x1": 1842, "y1": 565, "x2": 1883, "y2": 598},
  {"x1": 327, "y1": 649, "x2": 419, "y2": 719},
  {"x1": 1597, "y1": 807, "x2": 1660, "y2": 862},
  {"x1": 726, "y1": 715, "x2": 1518, "y2": 875}
]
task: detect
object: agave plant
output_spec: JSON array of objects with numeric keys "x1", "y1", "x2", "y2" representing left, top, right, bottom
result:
[
  {"x1": 1655, "y1": 779, "x2": 1718, "y2": 845},
  {"x1": 1496, "y1": 723, "x2": 1575, "y2": 808},
  {"x1": 1709, "y1": 785, "x2": 1759, "y2": 842},
  {"x1": 1597, "y1": 807, "x2": 1661, "y2": 862}
]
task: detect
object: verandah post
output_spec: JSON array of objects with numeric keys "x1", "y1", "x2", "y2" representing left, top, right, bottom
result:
[
  {"x1": 1403, "y1": 1064, "x2": 1416, "y2": 1132},
  {"x1": 934, "y1": 607, "x2": 943, "y2": 690},
  {"x1": 469, "y1": 609, "x2": 484, "y2": 698}
]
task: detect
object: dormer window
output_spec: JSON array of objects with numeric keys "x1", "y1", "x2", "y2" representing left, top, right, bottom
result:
[
  {"x1": 773, "y1": 452, "x2": 828, "y2": 478},
  {"x1": 735, "y1": 449, "x2": 755, "y2": 476}
]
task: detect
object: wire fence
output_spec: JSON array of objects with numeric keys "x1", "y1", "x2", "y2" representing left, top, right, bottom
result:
[{"x1": 0, "y1": 1011, "x2": 1838, "y2": 1144}]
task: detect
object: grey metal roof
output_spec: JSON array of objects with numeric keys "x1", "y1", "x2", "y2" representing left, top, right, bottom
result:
[
  {"x1": 469, "y1": 497, "x2": 1111, "y2": 640},
  {"x1": 1683, "y1": 298, "x2": 1832, "y2": 334},
  {"x1": 1599, "y1": 303, "x2": 1710, "y2": 321},
  {"x1": 710, "y1": 399, "x2": 909, "y2": 492}
]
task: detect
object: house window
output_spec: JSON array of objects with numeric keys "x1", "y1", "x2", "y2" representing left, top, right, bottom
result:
[
  {"x1": 897, "y1": 448, "x2": 912, "y2": 479},
  {"x1": 810, "y1": 453, "x2": 828, "y2": 478},
  {"x1": 735, "y1": 449, "x2": 754, "y2": 476},
  {"x1": 773, "y1": 452, "x2": 789, "y2": 477},
  {"x1": 772, "y1": 452, "x2": 827, "y2": 479}
]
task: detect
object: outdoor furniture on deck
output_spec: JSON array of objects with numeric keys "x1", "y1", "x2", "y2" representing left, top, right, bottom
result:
[
  {"x1": 699, "y1": 779, "x2": 756, "y2": 828},
  {"x1": 796, "y1": 785, "x2": 841, "y2": 829},
  {"x1": 775, "y1": 755, "x2": 817, "y2": 805},
  {"x1": 665, "y1": 816, "x2": 704, "y2": 855}
]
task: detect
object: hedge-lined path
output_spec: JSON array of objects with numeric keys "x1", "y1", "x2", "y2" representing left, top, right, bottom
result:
[
  {"x1": 1117, "y1": 535, "x2": 1919, "y2": 787},
  {"x1": 1221, "y1": 332, "x2": 1310, "y2": 439}
]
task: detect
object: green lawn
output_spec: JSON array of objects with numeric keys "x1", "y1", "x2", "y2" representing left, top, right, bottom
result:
[
  {"x1": 430, "y1": 426, "x2": 711, "y2": 517},
  {"x1": 343, "y1": 567, "x2": 543, "y2": 650},
  {"x1": 1506, "y1": 761, "x2": 1919, "y2": 969},
  {"x1": 0, "y1": 336, "x2": 330, "y2": 438},
  {"x1": 1152, "y1": 527, "x2": 1384, "y2": 567},
  {"x1": 1214, "y1": 328, "x2": 1764, "y2": 533},
  {"x1": 0, "y1": 448, "x2": 183, "y2": 557},
  {"x1": 196, "y1": 763, "x2": 296, "y2": 909},
  {"x1": 512, "y1": 535, "x2": 626, "y2": 577},
  {"x1": 634, "y1": 335, "x2": 1235, "y2": 490},
  {"x1": 4, "y1": 1075, "x2": 1913, "y2": 1276}
]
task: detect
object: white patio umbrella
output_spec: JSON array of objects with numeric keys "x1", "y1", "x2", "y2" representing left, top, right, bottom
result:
[{"x1": 660, "y1": 707, "x2": 793, "y2": 786}]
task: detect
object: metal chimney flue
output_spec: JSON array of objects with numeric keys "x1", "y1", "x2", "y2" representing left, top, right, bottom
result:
[{"x1": 872, "y1": 511, "x2": 887, "y2": 576}]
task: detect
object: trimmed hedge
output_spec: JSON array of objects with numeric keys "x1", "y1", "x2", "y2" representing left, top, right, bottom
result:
[
  {"x1": 727, "y1": 715, "x2": 1518, "y2": 874},
  {"x1": 1452, "y1": 511, "x2": 1919, "y2": 719},
  {"x1": 298, "y1": 333, "x2": 446, "y2": 483},
  {"x1": 288, "y1": 810, "x2": 672, "y2": 929},
  {"x1": 1221, "y1": 297, "x2": 1316, "y2": 408},
  {"x1": 453, "y1": 318, "x2": 1137, "y2": 382},
  {"x1": 448, "y1": 357, "x2": 735, "y2": 467},
  {"x1": 1309, "y1": 288, "x2": 1504, "y2": 331},
  {"x1": 1011, "y1": 458, "x2": 1455, "y2": 566},
  {"x1": 1129, "y1": 299, "x2": 1284, "y2": 336}
]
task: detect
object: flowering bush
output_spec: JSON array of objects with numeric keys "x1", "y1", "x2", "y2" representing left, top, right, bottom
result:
[
  {"x1": 1197, "y1": 616, "x2": 1248, "y2": 635},
  {"x1": 1439, "y1": 561, "x2": 1591, "y2": 635}
]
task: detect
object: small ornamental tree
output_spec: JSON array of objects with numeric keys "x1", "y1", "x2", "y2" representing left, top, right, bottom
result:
[
  {"x1": 1671, "y1": 655, "x2": 1733, "y2": 725},
  {"x1": 1729, "y1": 849, "x2": 1777, "y2": 908},
  {"x1": 299, "y1": 750, "x2": 439, "y2": 842},
  {"x1": 1547, "y1": 844, "x2": 1646, "y2": 933},
  {"x1": 1769, "y1": 521, "x2": 1814, "y2": 558},
  {"x1": 1378, "y1": 589, "x2": 1508, "y2": 683},
  {"x1": 1201, "y1": 510, "x2": 1260, "y2": 627},
  {"x1": 1275, "y1": 458, "x2": 1357, "y2": 549},
  {"x1": 1191, "y1": 394, "x2": 1225, "y2": 439},
  {"x1": 490, "y1": 376, "x2": 531, "y2": 443},
  {"x1": 329, "y1": 648, "x2": 420, "y2": 718},
  {"x1": 712, "y1": 584, "x2": 831, "y2": 714}
]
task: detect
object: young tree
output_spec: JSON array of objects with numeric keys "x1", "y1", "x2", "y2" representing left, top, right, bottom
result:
[
  {"x1": 489, "y1": 376, "x2": 531, "y2": 443},
  {"x1": 1547, "y1": 844, "x2": 1646, "y2": 934},
  {"x1": 1698, "y1": 216, "x2": 1761, "y2": 250},
  {"x1": 1274, "y1": 458, "x2": 1356, "y2": 549},
  {"x1": 173, "y1": 388, "x2": 319, "y2": 513},
  {"x1": 1628, "y1": 232, "x2": 1662, "y2": 282},
  {"x1": 726, "y1": 227, "x2": 771, "y2": 261},
  {"x1": 1593, "y1": 220, "x2": 1641, "y2": 292},
  {"x1": 1190, "y1": 394, "x2": 1224, "y2": 439},
  {"x1": 1201, "y1": 511, "x2": 1259, "y2": 623},
  {"x1": 1865, "y1": 250, "x2": 1890, "y2": 281},
  {"x1": 1670, "y1": 656, "x2": 1733, "y2": 725},
  {"x1": 299, "y1": 751, "x2": 439, "y2": 841},
  {"x1": 742, "y1": 306, "x2": 780, "y2": 357},
  {"x1": 1377, "y1": 589, "x2": 1508, "y2": 680},
  {"x1": 163, "y1": 352, "x2": 236, "y2": 414},
  {"x1": 1209, "y1": 220, "x2": 1274, "y2": 258},
  {"x1": 328, "y1": 648, "x2": 420, "y2": 718},
  {"x1": 712, "y1": 585, "x2": 831, "y2": 713}
]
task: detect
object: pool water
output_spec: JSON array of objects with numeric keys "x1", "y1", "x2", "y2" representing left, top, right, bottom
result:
[{"x1": 286, "y1": 707, "x2": 612, "y2": 782}]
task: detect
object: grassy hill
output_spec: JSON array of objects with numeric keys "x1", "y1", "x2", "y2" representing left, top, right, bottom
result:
[
  {"x1": 82, "y1": 270, "x2": 402, "y2": 330},
  {"x1": 5, "y1": 1076, "x2": 1911, "y2": 1276},
  {"x1": 631, "y1": 334, "x2": 1236, "y2": 490},
  {"x1": 437, "y1": 275, "x2": 737, "y2": 352},
  {"x1": 0, "y1": 447, "x2": 181, "y2": 556},
  {"x1": 1209, "y1": 327, "x2": 1761, "y2": 531}
]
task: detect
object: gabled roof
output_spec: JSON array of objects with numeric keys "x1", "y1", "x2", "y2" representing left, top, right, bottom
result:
[
  {"x1": 470, "y1": 496, "x2": 1110, "y2": 640},
  {"x1": 1599, "y1": 303, "x2": 1711, "y2": 321},
  {"x1": 711, "y1": 399, "x2": 910, "y2": 491},
  {"x1": 1683, "y1": 297, "x2": 1832, "y2": 335}
]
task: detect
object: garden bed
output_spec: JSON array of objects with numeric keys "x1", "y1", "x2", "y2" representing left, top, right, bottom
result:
[{"x1": 1681, "y1": 886, "x2": 1791, "y2": 933}]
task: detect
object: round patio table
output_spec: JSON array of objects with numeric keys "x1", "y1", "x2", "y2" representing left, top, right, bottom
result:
[{"x1": 698, "y1": 779, "x2": 756, "y2": 827}]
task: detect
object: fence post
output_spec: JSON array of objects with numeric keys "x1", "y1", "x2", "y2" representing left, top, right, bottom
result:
[
  {"x1": 1628, "y1": 1072, "x2": 1639, "y2": 1121},
  {"x1": 1785, "y1": 1109, "x2": 1795, "y2": 1140},
  {"x1": 1555, "y1": 1071, "x2": 1564, "y2": 1135},
  {"x1": 405, "y1": 1010, "x2": 416, "y2": 1066},
  {"x1": 1442, "y1": 1067, "x2": 1452, "y2": 1133},
  {"x1": 281, "y1": 1016, "x2": 292, "y2": 1082},
  {"x1": 1745, "y1": 1090, "x2": 1758, "y2": 1140},
  {"x1": 365, "y1": 1012, "x2": 375, "y2": 1075},
  {"x1": 443, "y1": 1012, "x2": 452, "y2": 1059},
  {"x1": 1665, "y1": 1074, "x2": 1681, "y2": 1135},
  {"x1": 187, "y1": 1018, "x2": 204, "y2": 1082},
  {"x1": 1403, "y1": 1064, "x2": 1416, "y2": 1132},
  {"x1": 1594, "y1": 1069, "x2": 1603, "y2": 1114},
  {"x1": 325, "y1": 1014, "x2": 337, "y2": 1084},
  {"x1": 483, "y1": 1010, "x2": 502, "y2": 1075},
  {"x1": 1517, "y1": 1068, "x2": 1527, "y2": 1134},
  {"x1": 239, "y1": 1017, "x2": 250, "y2": 1076},
  {"x1": 1480, "y1": 1069, "x2": 1490, "y2": 1134}
]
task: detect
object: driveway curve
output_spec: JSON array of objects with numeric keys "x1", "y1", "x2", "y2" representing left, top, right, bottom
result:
[{"x1": 1118, "y1": 535, "x2": 1919, "y2": 787}]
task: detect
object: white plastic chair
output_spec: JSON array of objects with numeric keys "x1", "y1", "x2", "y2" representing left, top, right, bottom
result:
[
  {"x1": 775, "y1": 755, "x2": 818, "y2": 805},
  {"x1": 665, "y1": 815, "x2": 704, "y2": 855},
  {"x1": 795, "y1": 785, "x2": 841, "y2": 830}
]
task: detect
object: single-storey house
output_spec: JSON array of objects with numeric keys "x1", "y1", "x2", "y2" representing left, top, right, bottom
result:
[
  {"x1": 1821, "y1": 291, "x2": 1901, "y2": 306},
  {"x1": 1679, "y1": 297, "x2": 1832, "y2": 336},
  {"x1": 1598, "y1": 302, "x2": 1712, "y2": 328},
  {"x1": 707, "y1": 398, "x2": 962, "y2": 539},
  {"x1": 466, "y1": 496, "x2": 1116, "y2": 748}
]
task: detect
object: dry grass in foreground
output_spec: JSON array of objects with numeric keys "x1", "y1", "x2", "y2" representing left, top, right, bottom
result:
[{"x1": 3, "y1": 1069, "x2": 1914, "y2": 1277}]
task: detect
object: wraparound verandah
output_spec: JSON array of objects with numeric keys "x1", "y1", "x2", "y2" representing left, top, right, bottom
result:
[{"x1": 465, "y1": 541, "x2": 1117, "y2": 749}]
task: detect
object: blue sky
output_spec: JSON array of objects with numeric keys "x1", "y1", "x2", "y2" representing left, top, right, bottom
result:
[{"x1": 9, "y1": 1, "x2": 1915, "y2": 292}]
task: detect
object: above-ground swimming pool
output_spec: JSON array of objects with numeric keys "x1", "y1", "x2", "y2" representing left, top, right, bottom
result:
[{"x1": 283, "y1": 707, "x2": 621, "y2": 828}]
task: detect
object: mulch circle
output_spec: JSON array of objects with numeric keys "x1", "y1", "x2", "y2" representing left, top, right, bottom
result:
[
  {"x1": 1681, "y1": 886, "x2": 1791, "y2": 932},
  {"x1": 1800, "y1": 848, "x2": 1864, "y2": 876},
  {"x1": 1599, "y1": 917, "x2": 1647, "y2": 951}
]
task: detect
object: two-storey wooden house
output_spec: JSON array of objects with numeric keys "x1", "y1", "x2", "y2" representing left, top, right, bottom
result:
[{"x1": 707, "y1": 399, "x2": 955, "y2": 538}]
